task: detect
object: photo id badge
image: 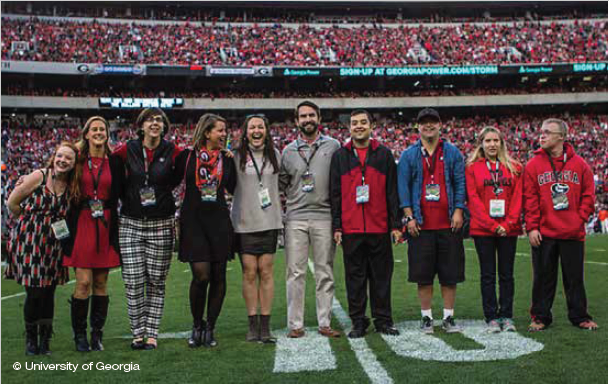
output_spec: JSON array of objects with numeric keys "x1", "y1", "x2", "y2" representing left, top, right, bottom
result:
[
  {"x1": 89, "y1": 199, "x2": 104, "y2": 219},
  {"x1": 51, "y1": 219, "x2": 70, "y2": 240},
  {"x1": 301, "y1": 172, "x2": 315, "y2": 193},
  {"x1": 356, "y1": 184, "x2": 370, "y2": 204},
  {"x1": 551, "y1": 183, "x2": 569, "y2": 211},
  {"x1": 258, "y1": 187, "x2": 272, "y2": 209},
  {"x1": 425, "y1": 184, "x2": 440, "y2": 201},
  {"x1": 200, "y1": 182, "x2": 218, "y2": 202},
  {"x1": 140, "y1": 187, "x2": 156, "y2": 207},
  {"x1": 489, "y1": 199, "x2": 506, "y2": 218}
]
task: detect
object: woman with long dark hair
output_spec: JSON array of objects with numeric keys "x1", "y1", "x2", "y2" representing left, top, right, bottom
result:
[
  {"x1": 232, "y1": 115, "x2": 282, "y2": 343},
  {"x1": 63, "y1": 116, "x2": 123, "y2": 352},
  {"x1": 466, "y1": 127, "x2": 523, "y2": 332},
  {"x1": 5, "y1": 142, "x2": 78, "y2": 355},
  {"x1": 175, "y1": 113, "x2": 236, "y2": 348}
]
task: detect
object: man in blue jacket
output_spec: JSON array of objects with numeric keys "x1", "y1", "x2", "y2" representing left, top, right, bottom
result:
[{"x1": 397, "y1": 108, "x2": 466, "y2": 334}]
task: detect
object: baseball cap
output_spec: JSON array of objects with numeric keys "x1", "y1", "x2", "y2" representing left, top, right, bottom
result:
[{"x1": 417, "y1": 108, "x2": 441, "y2": 122}]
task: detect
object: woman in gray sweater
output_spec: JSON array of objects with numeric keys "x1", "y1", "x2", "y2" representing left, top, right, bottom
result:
[{"x1": 231, "y1": 114, "x2": 283, "y2": 343}]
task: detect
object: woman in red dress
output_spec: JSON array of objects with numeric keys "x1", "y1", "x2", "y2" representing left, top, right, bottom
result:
[{"x1": 63, "y1": 116, "x2": 124, "y2": 352}]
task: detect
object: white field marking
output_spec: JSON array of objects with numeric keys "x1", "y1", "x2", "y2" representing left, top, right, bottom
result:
[
  {"x1": 394, "y1": 259, "x2": 402, "y2": 263},
  {"x1": 465, "y1": 247, "x2": 607, "y2": 266},
  {"x1": 308, "y1": 260, "x2": 393, "y2": 384},
  {"x1": 273, "y1": 327, "x2": 337, "y2": 373},
  {"x1": 119, "y1": 331, "x2": 191, "y2": 339},
  {"x1": 1, "y1": 269, "x2": 121, "y2": 301},
  {"x1": 382, "y1": 319, "x2": 544, "y2": 362}
]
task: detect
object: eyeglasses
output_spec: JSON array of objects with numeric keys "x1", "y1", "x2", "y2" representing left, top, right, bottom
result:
[
  {"x1": 145, "y1": 116, "x2": 164, "y2": 123},
  {"x1": 246, "y1": 113, "x2": 266, "y2": 119}
]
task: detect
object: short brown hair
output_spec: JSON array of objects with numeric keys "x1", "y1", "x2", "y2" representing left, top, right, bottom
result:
[
  {"x1": 135, "y1": 108, "x2": 170, "y2": 138},
  {"x1": 350, "y1": 109, "x2": 374, "y2": 124},
  {"x1": 294, "y1": 100, "x2": 321, "y2": 120}
]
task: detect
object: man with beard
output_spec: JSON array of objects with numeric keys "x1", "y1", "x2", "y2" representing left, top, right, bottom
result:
[{"x1": 279, "y1": 101, "x2": 342, "y2": 338}]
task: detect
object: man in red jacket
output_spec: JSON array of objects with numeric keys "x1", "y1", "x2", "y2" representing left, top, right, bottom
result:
[
  {"x1": 524, "y1": 118, "x2": 598, "y2": 331},
  {"x1": 330, "y1": 110, "x2": 402, "y2": 338}
]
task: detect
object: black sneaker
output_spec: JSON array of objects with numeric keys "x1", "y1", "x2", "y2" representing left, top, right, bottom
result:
[
  {"x1": 376, "y1": 324, "x2": 400, "y2": 336},
  {"x1": 442, "y1": 316, "x2": 463, "y2": 333},
  {"x1": 420, "y1": 316, "x2": 434, "y2": 334}
]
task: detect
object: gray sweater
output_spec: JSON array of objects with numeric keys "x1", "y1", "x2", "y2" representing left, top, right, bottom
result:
[
  {"x1": 231, "y1": 146, "x2": 283, "y2": 233},
  {"x1": 279, "y1": 135, "x2": 341, "y2": 221}
]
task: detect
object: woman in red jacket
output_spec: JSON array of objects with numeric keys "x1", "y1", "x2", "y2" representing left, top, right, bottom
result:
[{"x1": 466, "y1": 127, "x2": 523, "y2": 333}]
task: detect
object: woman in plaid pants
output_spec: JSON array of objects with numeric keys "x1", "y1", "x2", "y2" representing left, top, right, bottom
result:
[{"x1": 113, "y1": 108, "x2": 183, "y2": 350}]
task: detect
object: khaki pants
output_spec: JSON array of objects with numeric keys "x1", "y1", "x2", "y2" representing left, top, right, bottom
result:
[{"x1": 285, "y1": 219, "x2": 336, "y2": 330}]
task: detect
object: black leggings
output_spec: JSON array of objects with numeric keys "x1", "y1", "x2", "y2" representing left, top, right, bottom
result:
[
  {"x1": 24, "y1": 285, "x2": 57, "y2": 323},
  {"x1": 189, "y1": 262, "x2": 227, "y2": 328}
]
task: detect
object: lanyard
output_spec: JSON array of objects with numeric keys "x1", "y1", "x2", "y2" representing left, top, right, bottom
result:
[
  {"x1": 247, "y1": 147, "x2": 267, "y2": 188},
  {"x1": 45, "y1": 170, "x2": 66, "y2": 220},
  {"x1": 422, "y1": 145, "x2": 440, "y2": 183},
  {"x1": 142, "y1": 147, "x2": 152, "y2": 187},
  {"x1": 485, "y1": 160, "x2": 501, "y2": 192},
  {"x1": 87, "y1": 156, "x2": 104, "y2": 200},
  {"x1": 297, "y1": 137, "x2": 320, "y2": 171},
  {"x1": 353, "y1": 146, "x2": 370, "y2": 185},
  {"x1": 547, "y1": 151, "x2": 568, "y2": 183}
]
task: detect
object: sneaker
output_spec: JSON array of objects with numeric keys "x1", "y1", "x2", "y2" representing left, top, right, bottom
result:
[
  {"x1": 501, "y1": 318, "x2": 517, "y2": 332},
  {"x1": 375, "y1": 324, "x2": 400, "y2": 336},
  {"x1": 485, "y1": 319, "x2": 501, "y2": 333},
  {"x1": 420, "y1": 316, "x2": 434, "y2": 334},
  {"x1": 442, "y1": 316, "x2": 463, "y2": 333}
]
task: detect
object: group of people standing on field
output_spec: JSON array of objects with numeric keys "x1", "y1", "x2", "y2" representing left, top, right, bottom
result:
[{"x1": 4, "y1": 102, "x2": 598, "y2": 357}]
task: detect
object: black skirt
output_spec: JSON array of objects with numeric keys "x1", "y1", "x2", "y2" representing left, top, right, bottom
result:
[
  {"x1": 179, "y1": 205, "x2": 235, "y2": 263},
  {"x1": 236, "y1": 230, "x2": 279, "y2": 256}
]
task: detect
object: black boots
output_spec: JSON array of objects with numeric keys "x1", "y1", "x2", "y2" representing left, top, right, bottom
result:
[
  {"x1": 246, "y1": 315, "x2": 260, "y2": 342},
  {"x1": 25, "y1": 322, "x2": 38, "y2": 356},
  {"x1": 202, "y1": 322, "x2": 217, "y2": 347},
  {"x1": 70, "y1": 296, "x2": 90, "y2": 352},
  {"x1": 38, "y1": 319, "x2": 53, "y2": 355},
  {"x1": 90, "y1": 295, "x2": 109, "y2": 351},
  {"x1": 259, "y1": 315, "x2": 276, "y2": 344},
  {"x1": 188, "y1": 320, "x2": 205, "y2": 348}
]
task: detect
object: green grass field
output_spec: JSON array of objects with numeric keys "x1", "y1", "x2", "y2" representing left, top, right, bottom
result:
[{"x1": 2, "y1": 235, "x2": 607, "y2": 384}]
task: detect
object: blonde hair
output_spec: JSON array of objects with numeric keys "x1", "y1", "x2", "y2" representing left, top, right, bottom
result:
[
  {"x1": 192, "y1": 113, "x2": 227, "y2": 150},
  {"x1": 466, "y1": 126, "x2": 521, "y2": 176}
]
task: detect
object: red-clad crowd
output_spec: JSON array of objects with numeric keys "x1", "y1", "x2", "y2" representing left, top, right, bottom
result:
[{"x1": 2, "y1": 18, "x2": 607, "y2": 65}]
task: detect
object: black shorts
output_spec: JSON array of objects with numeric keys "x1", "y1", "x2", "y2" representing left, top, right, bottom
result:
[
  {"x1": 407, "y1": 229, "x2": 465, "y2": 285},
  {"x1": 236, "y1": 230, "x2": 279, "y2": 256}
]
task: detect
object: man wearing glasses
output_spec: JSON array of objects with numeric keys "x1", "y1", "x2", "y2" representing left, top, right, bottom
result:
[
  {"x1": 279, "y1": 101, "x2": 342, "y2": 338},
  {"x1": 524, "y1": 118, "x2": 598, "y2": 332}
]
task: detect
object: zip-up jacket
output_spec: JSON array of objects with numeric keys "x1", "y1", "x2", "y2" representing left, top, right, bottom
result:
[
  {"x1": 330, "y1": 139, "x2": 400, "y2": 234},
  {"x1": 524, "y1": 143, "x2": 595, "y2": 241},
  {"x1": 466, "y1": 158, "x2": 523, "y2": 237},
  {"x1": 120, "y1": 139, "x2": 178, "y2": 219},
  {"x1": 397, "y1": 139, "x2": 466, "y2": 225}
]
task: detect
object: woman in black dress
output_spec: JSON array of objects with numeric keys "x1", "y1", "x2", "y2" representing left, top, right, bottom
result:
[{"x1": 175, "y1": 113, "x2": 236, "y2": 348}]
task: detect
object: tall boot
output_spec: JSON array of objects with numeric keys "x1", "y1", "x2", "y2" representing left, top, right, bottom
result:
[
  {"x1": 38, "y1": 319, "x2": 53, "y2": 355},
  {"x1": 25, "y1": 322, "x2": 39, "y2": 356},
  {"x1": 70, "y1": 296, "x2": 90, "y2": 352},
  {"x1": 90, "y1": 295, "x2": 109, "y2": 351},
  {"x1": 202, "y1": 321, "x2": 217, "y2": 348},
  {"x1": 259, "y1": 315, "x2": 276, "y2": 344},
  {"x1": 246, "y1": 315, "x2": 260, "y2": 342}
]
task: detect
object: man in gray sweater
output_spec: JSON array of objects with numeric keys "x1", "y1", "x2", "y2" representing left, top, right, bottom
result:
[{"x1": 279, "y1": 101, "x2": 342, "y2": 338}]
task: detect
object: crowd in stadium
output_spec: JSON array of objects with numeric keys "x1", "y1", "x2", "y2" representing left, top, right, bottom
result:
[
  {"x1": 2, "y1": 18, "x2": 607, "y2": 65},
  {"x1": 3, "y1": 83, "x2": 607, "y2": 99},
  {"x1": 3, "y1": 3, "x2": 605, "y2": 23}
]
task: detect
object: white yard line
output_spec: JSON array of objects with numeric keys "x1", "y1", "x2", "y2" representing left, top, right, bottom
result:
[
  {"x1": 308, "y1": 260, "x2": 393, "y2": 384},
  {"x1": 2, "y1": 269, "x2": 121, "y2": 301}
]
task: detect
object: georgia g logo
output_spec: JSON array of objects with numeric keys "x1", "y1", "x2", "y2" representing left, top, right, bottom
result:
[
  {"x1": 198, "y1": 167, "x2": 209, "y2": 180},
  {"x1": 200, "y1": 152, "x2": 210, "y2": 162},
  {"x1": 551, "y1": 183, "x2": 570, "y2": 195}
]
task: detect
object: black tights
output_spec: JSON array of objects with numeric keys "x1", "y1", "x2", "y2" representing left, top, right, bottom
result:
[
  {"x1": 24, "y1": 285, "x2": 56, "y2": 323},
  {"x1": 189, "y1": 262, "x2": 227, "y2": 328}
]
